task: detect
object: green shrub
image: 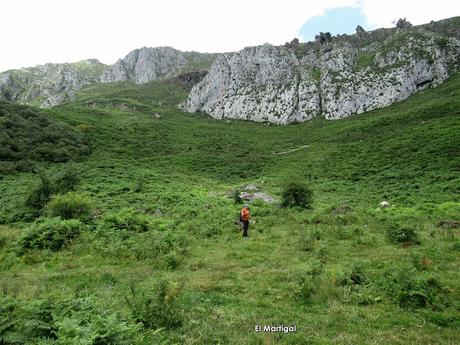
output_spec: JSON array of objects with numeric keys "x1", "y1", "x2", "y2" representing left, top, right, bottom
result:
[
  {"x1": 0, "y1": 295, "x2": 20, "y2": 343},
  {"x1": 340, "y1": 263, "x2": 367, "y2": 285},
  {"x1": 299, "y1": 229, "x2": 314, "y2": 251},
  {"x1": 378, "y1": 266, "x2": 451, "y2": 309},
  {"x1": 0, "y1": 295, "x2": 141, "y2": 344},
  {"x1": 53, "y1": 163, "x2": 81, "y2": 193},
  {"x1": 297, "y1": 276, "x2": 316, "y2": 304},
  {"x1": 25, "y1": 164, "x2": 81, "y2": 210},
  {"x1": 281, "y1": 182, "x2": 313, "y2": 209},
  {"x1": 54, "y1": 297, "x2": 141, "y2": 344},
  {"x1": 25, "y1": 173, "x2": 54, "y2": 209},
  {"x1": 104, "y1": 208, "x2": 151, "y2": 232},
  {"x1": 125, "y1": 278, "x2": 182, "y2": 329},
  {"x1": 46, "y1": 192, "x2": 93, "y2": 220},
  {"x1": 232, "y1": 189, "x2": 242, "y2": 204},
  {"x1": 17, "y1": 218, "x2": 82, "y2": 253},
  {"x1": 386, "y1": 224, "x2": 419, "y2": 244}
]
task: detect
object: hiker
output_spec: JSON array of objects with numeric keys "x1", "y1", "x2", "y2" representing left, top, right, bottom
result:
[{"x1": 240, "y1": 204, "x2": 251, "y2": 237}]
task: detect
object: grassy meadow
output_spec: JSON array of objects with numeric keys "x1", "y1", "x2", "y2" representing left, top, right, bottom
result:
[{"x1": 0, "y1": 73, "x2": 459, "y2": 344}]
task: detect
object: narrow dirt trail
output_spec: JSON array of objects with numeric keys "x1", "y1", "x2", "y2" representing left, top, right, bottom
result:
[{"x1": 274, "y1": 145, "x2": 309, "y2": 155}]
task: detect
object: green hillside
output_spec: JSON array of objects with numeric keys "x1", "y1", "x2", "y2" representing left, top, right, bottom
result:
[
  {"x1": 0, "y1": 74, "x2": 459, "y2": 344},
  {"x1": 0, "y1": 101, "x2": 90, "y2": 173}
]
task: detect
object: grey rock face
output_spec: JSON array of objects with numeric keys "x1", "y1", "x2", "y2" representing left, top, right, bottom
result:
[
  {"x1": 182, "y1": 30, "x2": 460, "y2": 123},
  {"x1": 101, "y1": 47, "x2": 218, "y2": 84},
  {"x1": 0, "y1": 48, "x2": 219, "y2": 107},
  {"x1": 0, "y1": 59, "x2": 108, "y2": 107},
  {"x1": 181, "y1": 44, "x2": 320, "y2": 124}
]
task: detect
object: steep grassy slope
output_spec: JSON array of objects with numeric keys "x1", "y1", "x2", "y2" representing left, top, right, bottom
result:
[
  {"x1": 0, "y1": 101, "x2": 90, "y2": 173},
  {"x1": 0, "y1": 75, "x2": 459, "y2": 344}
]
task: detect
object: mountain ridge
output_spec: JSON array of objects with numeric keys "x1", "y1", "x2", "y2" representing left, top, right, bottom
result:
[
  {"x1": 0, "y1": 16, "x2": 459, "y2": 121},
  {"x1": 181, "y1": 17, "x2": 460, "y2": 123},
  {"x1": 0, "y1": 47, "x2": 219, "y2": 107}
]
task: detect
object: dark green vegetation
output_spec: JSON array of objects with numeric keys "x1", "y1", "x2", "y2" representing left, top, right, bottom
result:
[
  {"x1": 0, "y1": 72, "x2": 459, "y2": 344},
  {"x1": 0, "y1": 101, "x2": 90, "y2": 173},
  {"x1": 281, "y1": 181, "x2": 313, "y2": 209}
]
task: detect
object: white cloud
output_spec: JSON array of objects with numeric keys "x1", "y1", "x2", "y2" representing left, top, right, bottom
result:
[{"x1": 0, "y1": 0, "x2": 458, "y2": 72}]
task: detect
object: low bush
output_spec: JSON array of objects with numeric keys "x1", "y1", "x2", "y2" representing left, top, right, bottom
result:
[
  {"x1": 17, "y1": 217, "x2": 82, "y2": 254},
  {"x1": 25, "y1": 173, "x2": 54, "y2": 210},
  {"x1": 54, "y1": 297, "x2": 142, "y2": 344},
  {"x1": 232, "y1": 189, "x2": 242, "y2": 204},
  {"x1": 386, "y1": 224, "x2": 420, "y2": 244},
  {"x1": 25, "y1": 164, "x2": 81, "y2": 210},
  {"x1": 0, "y1": 295, "x2": 142, "y2": 344},
  {"x1": 377, "y1": 266, "x2": 451, "y2": 309},
  {"x1": 53, "y1": 164, "x2": 81, "y2": 193},
  {"x1": 46, "y1": 192, "x2": 93, "y2": 220},
  {"x1": 281, "y1": 182, "x2": 313, "y2": 209},
  {"x1": 125, "y1": 278, "x2": 182, "y2": 329},
  {"x1": 104, "y1": 208, "x2": 151, "y2": 232},
  {"x1": 340, "y1": 263, "x2": 367, "y2": 285}
]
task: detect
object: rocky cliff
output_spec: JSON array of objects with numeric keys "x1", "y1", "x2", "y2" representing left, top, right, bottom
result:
[
  {"x1": 0, "y1": 47, "x2": 218, "y2": 108},
  {"x1": 101, "y1": 47, "x2": 218, "y2": 84},
  {"x1": 182, "y1": 18, "x2": 460, "y2": 123},
  {"x1": 0, "y1": 59, "x2": 109, "y2": 107}
]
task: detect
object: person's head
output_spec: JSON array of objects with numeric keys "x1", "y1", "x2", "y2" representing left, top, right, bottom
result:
[{"x1": 244, "y1": 204, "x2": 249, "y2": 209}]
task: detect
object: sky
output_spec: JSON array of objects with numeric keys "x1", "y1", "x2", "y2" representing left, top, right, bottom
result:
[{"x1": 0, "y1": 0, "x2": 459, "y2": 72}]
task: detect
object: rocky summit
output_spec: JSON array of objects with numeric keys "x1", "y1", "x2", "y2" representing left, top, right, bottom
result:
[{"x1": 182, "y1": 18, "x2": 460, "y2": 123}]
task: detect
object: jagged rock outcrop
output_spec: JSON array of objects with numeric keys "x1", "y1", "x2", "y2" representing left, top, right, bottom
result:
[
  {"x1": 181, "y1": 44, "x2": 321, "y2": 123},
  {"x1": 0, "y1": 48, "x2": 219, "y2": 108},
  {"x1": 182, "y1": 24, "x2": 460, "y2": 123},
  {"x1": 0, "y1": 59, "x2": 108, "y2": 107},
  {"x1": 100, "y1": 47, "x2": 218, "y2": 84}
]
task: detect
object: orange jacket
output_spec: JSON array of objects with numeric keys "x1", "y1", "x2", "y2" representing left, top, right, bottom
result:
[{"x1": 240, "y1": 208, "x2": 250, "y2": 221}]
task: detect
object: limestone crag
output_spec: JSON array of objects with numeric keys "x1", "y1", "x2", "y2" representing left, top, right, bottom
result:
[
  {"x1": 0, "y1": 48, "x2": 219, "y2": 107},
  {"x1": 101, "y1": 47, "x2": 218, "y2": 84},
  {"x1": 181, "y1": 44, "x2": 321, "y2": 123},
  {"x1": 0, "y1": 59, "x2": 108, "y2": 107},
  {"x1": 182, "y1": 29, "x2": 460, "y2": 123}
]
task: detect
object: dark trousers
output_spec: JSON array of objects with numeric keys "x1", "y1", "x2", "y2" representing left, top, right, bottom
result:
[{"x1": 242, "y1": 220, "x2": 249, "y2": 237}]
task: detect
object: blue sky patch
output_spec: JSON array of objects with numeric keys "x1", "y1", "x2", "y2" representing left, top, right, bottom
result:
[{"x1": 300, "y1": 6, "x2": 374, "y2": 42}]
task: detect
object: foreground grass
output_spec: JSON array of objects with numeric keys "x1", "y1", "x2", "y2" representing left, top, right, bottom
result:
[{"x1": 0, "y1": 75, "x2": 459, "y2": 344}]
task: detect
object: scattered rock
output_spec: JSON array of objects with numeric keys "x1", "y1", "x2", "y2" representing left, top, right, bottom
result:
[
  {"x1": 252, "y1": 192, "x2": 276, "y2": 203},
  {"x1": 227, "y1": 184, "x2": 276, "y2": 203},
  {"x1": 242, "y1": 184, "x2": 258, "y2": 191},
  {"x1": 154, "y1": 113, "x2": 161, "y2": 119},
  {"x1": 239, "y1": 191, "x2": 276, "y2": 203},
  {"x1": 116, "y1": 103, "x2": 133, "y2": 111},
  {"x1": 91, "y1": 209, "x2": 103, "y2": 220},
  {"x1": 153, "y1": 208, "x2": 163, "y2": 216},
  {"x1": 379, "y1": 201, "x2": 390, "y2": 209}
]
